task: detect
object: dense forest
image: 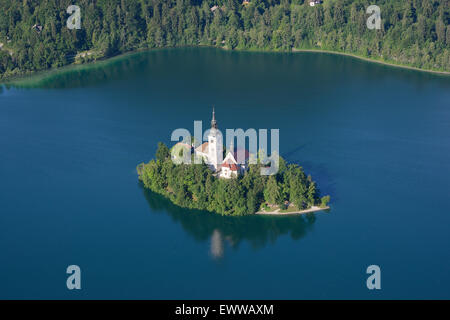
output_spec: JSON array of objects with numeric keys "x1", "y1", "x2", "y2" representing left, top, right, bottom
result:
[
  {"x1": 0, "y1": 0, "x2": 449, "y2": 79},
  {"x1": 137, "y1": 142, "x2": 330, "y2": 215}
]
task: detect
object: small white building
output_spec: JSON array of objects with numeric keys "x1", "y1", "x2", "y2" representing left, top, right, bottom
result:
[
  {"x1": 309, "y1": 0, "x2": 322, "y2": 6},
  {"x1": 218, "y1": 147, "x2": 249, "y2": 178},
  {"x1": 220, "y1": 162, "x2": 239, "y2": 178}
]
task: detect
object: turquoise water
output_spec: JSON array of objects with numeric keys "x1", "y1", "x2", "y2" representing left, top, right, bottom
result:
[{"x1": 1, "y1": 48, "x2": 449, "y2": 299}]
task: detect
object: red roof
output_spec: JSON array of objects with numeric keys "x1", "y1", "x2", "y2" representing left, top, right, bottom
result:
[{"x1": 222, "y1": 163, "x2": 239, "y2": 171}]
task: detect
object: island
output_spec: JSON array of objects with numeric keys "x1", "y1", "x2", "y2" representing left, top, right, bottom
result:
[{"x1": 137, "y1": 110, "x2": 330, "y2": 216}]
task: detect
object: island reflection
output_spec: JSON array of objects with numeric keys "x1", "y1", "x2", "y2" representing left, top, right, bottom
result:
[{"x1": 141, "y1": 184, "x2": 319, "y2": 259}]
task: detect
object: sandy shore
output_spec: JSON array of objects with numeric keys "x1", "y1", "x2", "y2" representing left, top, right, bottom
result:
[{"x1": 255, "y1": 205, "x2": 330, "y2": 216}]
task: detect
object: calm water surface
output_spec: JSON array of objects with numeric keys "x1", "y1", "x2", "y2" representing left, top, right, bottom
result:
[{"x1": 1, "y1": 48, "x2": 449, "y2": 299}]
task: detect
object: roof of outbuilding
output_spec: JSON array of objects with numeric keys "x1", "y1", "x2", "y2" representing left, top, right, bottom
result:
[
  {"x1": 222, "y1": 163, "x2": 239, "y2": 171},
  {"x1": 195, "y1": 142, "x2": 209, "y2": 153}
]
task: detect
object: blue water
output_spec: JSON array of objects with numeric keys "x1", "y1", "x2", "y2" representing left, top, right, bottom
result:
[{"x1": 1, "y1": 48, "x2": 449, "y2": 299}]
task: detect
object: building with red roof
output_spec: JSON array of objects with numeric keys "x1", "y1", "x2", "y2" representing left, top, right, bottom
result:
[{"x1": 173, "y1": 108, "x2": 250, "y2": 179}]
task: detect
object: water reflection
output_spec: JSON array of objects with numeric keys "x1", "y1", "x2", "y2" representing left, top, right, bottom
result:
[
  {"x1": 210, "y1": 229, "x2": 224, "y2": 259},
  {"x1": 141, "y1": 184, "x2": 319, "y2": 258},
  {"x1": 7, "y1": 48, "x2": 449, "y2": 91},
  {"x1": 8, "y1": 51, "x2": 152, "y2": 89}
]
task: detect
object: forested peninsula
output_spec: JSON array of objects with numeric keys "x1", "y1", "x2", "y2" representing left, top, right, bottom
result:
[
  {"x1": 0, "y1": 0, "x2": 449, "y2": 80},
  {"x1": 137, "y1": 142, "x2": 330, "y2": 216}
]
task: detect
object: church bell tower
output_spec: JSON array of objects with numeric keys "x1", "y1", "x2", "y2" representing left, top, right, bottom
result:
[{"x1": 208, "y1": 107, "x2": 223, "y2": 171}]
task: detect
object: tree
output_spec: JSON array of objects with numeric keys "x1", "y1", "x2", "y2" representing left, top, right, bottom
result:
[
  {"x1": 246, "y1": 189, "x2": 258, "y2": 214},
  {"x1": 264, "y1": 176, "x2": 281, "y2": 205},
  {"x1": 290, "y1": 178, "x2": 307, "y2": 210},
  {"x1": 307, "y1": 179, "x2": 317, "y2": 206},
  {"x1": 403, "y1": 1, "x2": 417, "y2": 25},
  {"x1": 447, "y1": 26, "x2": 450, "y2": 46},
  {"x1": 320, "y1": 195, "x2": 330, "y2": 207},
  {"x1": 226, "y1": 27, "x2": 238, "y2": 49},
  {"x1": 436, "y1": 19, "x2": 446, "y2": 45},
  {"x1": 156, "y1": 142, "x2": 170, "y2": 162}
]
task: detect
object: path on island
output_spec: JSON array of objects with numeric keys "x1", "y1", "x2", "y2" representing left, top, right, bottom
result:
[{"x1": 255, "y1": 205, "x2": 330, "y2": 216}]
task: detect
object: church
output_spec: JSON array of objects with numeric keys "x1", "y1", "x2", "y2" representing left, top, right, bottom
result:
[{"x1": 173, "y1": 109, "x2": 249, "y2": 179}]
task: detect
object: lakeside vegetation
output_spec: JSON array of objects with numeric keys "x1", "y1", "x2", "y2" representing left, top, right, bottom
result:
[
  {"x1": 0, "y1": 0, "x2": 449, "y2": 80},
  {"x1": 137, "y1": 142, "x2": 330, "y2": 216}
]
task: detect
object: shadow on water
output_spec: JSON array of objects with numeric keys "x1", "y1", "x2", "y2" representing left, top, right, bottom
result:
[
  {"x1": 8, "y1": 47, "x2": 450, "y2": 90},
  {"x1": 7, "y1": 50, "x2": 153, "y2": 89},
  {"x1": 139, "y1": 183, "x2": 318, "y2": 256}
]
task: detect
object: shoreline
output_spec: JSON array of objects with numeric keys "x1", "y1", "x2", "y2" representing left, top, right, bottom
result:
[
  {"x1": 255, "y1": 205, "x2": 330, "y2": 216},
  {"x1": 291, "y1": 48, "x2": 450, "y2": 75},
  {"x1": 0, "y1": 48, "x2": 151, "y2": 85},
  {"x1": 2, "y1": 45, "x2": 449, "y2": 85}
]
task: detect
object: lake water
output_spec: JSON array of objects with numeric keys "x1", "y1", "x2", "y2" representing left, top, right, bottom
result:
[{"x1": 1, "y1": 48, "x2": 449, "y2": 299}]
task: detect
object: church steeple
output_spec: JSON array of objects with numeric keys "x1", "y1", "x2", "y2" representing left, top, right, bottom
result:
[
  {"x1": 211, "y1": 106, "x2": 217, "y2": 129},
  {"x1": 207, "y1": 106, "x2": 223, "y2": 171}
]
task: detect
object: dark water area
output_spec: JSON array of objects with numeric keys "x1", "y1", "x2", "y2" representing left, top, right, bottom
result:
[{"x1": 1, "y1": 48, "x2": 449, "y2": 299}]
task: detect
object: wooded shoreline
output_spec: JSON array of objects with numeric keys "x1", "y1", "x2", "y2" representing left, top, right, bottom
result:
[{"x1": 1, "y1": 0, "x2": 449, "y2": 81}]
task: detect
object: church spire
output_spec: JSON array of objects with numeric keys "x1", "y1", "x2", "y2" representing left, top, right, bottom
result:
[{"x1": 211, "y1": 106, "x2": 217, "y2": 129}]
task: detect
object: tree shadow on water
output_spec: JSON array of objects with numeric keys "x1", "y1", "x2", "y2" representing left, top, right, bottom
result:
[{"x1": 139, "y1": 183, "x2": 319, "y2": 257}]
